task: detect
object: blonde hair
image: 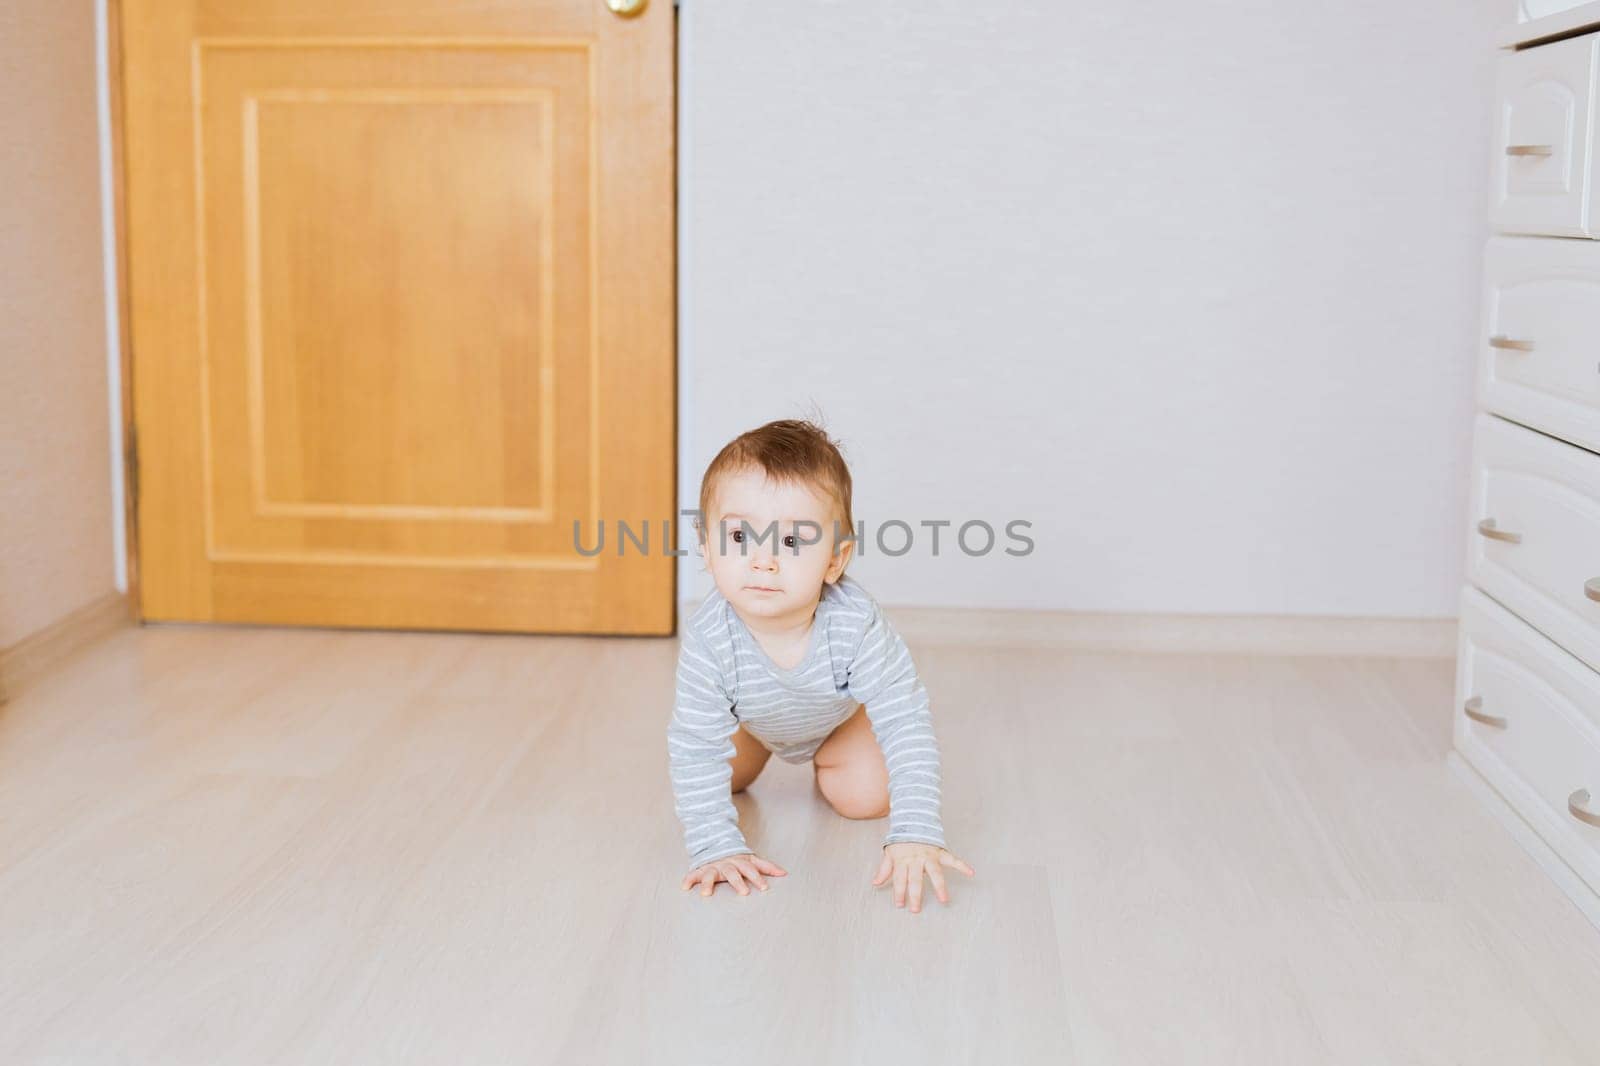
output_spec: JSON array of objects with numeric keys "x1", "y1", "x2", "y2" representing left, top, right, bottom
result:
[{"x1": 696, "y1": 418, "x2": 854, "y2": 563}]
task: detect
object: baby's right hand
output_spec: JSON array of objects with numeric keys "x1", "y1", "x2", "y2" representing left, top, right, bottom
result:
[{"x1": 681, "y1": 852, "x2": 788, "y2": 898}]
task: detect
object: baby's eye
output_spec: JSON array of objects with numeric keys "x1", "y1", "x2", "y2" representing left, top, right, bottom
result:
[
  {"x1": 729, "y1": 528, "x2": 745, "y2": 544},
  {"x1": 783, "y1": 535, "x2": 797, "y2": 550}
]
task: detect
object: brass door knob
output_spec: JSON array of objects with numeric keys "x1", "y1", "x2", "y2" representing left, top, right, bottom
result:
[{"x1": 607, "y1": 0, "x2": 648, "y2": 16}]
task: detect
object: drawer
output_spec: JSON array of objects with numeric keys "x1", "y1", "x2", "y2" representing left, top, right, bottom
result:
[
  {"x1": 1480, "y1": 237, "x2": 1600, "y2": 453},
  {"x1": 1499, "y1": 2, "x2": 1600, "y2": 50},
  {"x1": 1490, "y1": 31, "x2": 1598, "y2": 237},
  {"x1": 1455, "y1": 585, "x2": 1600, "y2": 895},
  {"x1": 1467, "y1": 413, "x2": 1600, "y2": 673}
]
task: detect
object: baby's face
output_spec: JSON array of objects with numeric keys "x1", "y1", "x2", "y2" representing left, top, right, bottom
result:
[{"x1": 699, "y1": 466, "x2": 851, "y2": 622}]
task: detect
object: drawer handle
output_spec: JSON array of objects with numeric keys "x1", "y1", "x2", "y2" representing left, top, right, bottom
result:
[
  {"x1": 1505, "y1": 144, "x2": 1555, "y2": 157},
  {"x1": 1569, "y1": 789, "x2": 1600, "y2": 828},
  {"x1": 1586, "y1": 577, "x2": 1600, "y2": 603},
  {"x1": 1488, "y1": 335, "x2": 1534, "y2": 352},
  {"x1": 1476, "y1": 518, "x2": 1522, "y2": 544},
  {"x1": 1463, "y1": 695, "x2": 1507, "y2": 729}
]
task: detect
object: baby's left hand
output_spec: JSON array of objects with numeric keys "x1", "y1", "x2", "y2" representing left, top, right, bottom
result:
[{"x1": 872, "y1": 842, "x2": 975, "y2": 912}]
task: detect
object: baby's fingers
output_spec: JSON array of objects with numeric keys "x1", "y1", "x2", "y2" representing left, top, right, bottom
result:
[
  {"x1": 871, "y1": 850, "x2": 893, "y2": 887},
  {"x1": 724, "y1": 863, "x2": 749, "y2": 896},
  {"x1": 939, "y1": 851, "x2": 976, "y2": 877},
  {"x1": 751, "y1": 856, "x2": 788, "y2": 877},
  {"x1": 682, "y1": 864, "x2": 719, "y2": 892},
  {"x1": 732, "y1": 858, "x2": 767, "y2": 892},
  {"x1": 927, "y1": 863, "x2": 950, "y2": 905}
]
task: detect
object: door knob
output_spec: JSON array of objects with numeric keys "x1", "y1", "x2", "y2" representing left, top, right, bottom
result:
[{"x1": 607, "y1": 0, "x2": 648, "y2": 16}]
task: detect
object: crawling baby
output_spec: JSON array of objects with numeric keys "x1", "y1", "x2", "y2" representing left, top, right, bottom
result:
[{"x1": 666, "y1": 418, "x2": 975, "y2": 913}]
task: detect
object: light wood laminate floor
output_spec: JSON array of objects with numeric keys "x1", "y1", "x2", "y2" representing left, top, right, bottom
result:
[{"x1": 3, "y1": 622, "x2": 1600, "y2": 1065}]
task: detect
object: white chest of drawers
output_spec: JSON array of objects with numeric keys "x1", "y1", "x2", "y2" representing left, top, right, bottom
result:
[{"x1": 1455, "y1": 5, "x2": 1600, "y2": 929}]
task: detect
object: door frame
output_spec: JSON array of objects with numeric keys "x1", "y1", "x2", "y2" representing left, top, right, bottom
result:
[{"x1": 104, "y1": 0, "x2": 141, "y2": 618}]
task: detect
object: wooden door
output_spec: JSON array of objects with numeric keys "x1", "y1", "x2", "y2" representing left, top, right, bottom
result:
[{"x1": 120, "y1": 0, "x2": 675, "y2": 635}]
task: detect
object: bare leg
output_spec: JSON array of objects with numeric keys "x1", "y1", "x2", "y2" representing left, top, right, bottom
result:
[
  {"x1": 729, "y1": 723, "x2": 773, "y2": 793},
  {"x1": 812, "y1": 703, "x2": 891, "y2": 819}
]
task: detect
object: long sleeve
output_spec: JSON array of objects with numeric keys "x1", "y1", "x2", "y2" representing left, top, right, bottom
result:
[
  {"x1": 844, "y1": 601, "x2": 947, "y2": 851},
  {"x1": 665, "y1": 623, "x2": 751, "y2": 871}
]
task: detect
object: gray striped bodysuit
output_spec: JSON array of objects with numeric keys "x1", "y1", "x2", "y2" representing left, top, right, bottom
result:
[{"x1": 666, "y1": 572, "x2": 947, "y2": 871}]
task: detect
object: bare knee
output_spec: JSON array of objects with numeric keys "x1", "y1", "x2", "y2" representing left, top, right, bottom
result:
[{"x1": 815, "y1": 761, "x2": 890, "y2": 820}]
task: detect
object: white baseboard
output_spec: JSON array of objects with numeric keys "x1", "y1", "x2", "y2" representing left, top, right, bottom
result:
[
  {"x1": 680, "y1": 598, "x2": 1456, "y2": 658},
  {"x1": 0, "y1": 591, "x2": 131, "y2": 704}
]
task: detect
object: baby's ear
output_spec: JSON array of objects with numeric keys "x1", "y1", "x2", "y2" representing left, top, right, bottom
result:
[{"x1": 825, "y1": 538, "x2": 854, "y2": 583}]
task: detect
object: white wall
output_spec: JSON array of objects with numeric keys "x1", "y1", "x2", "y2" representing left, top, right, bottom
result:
[
  {"x1": 678, "y1": 0, "x2": 1504, "y2": 617},
  {"x1": 0, "y1": 0, "x2": 118, "y2": 650}
]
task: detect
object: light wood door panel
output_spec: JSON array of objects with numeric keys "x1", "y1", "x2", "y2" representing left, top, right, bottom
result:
[{"x1": 121, "y1": 1, "x2": 675, "y2": 634}]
